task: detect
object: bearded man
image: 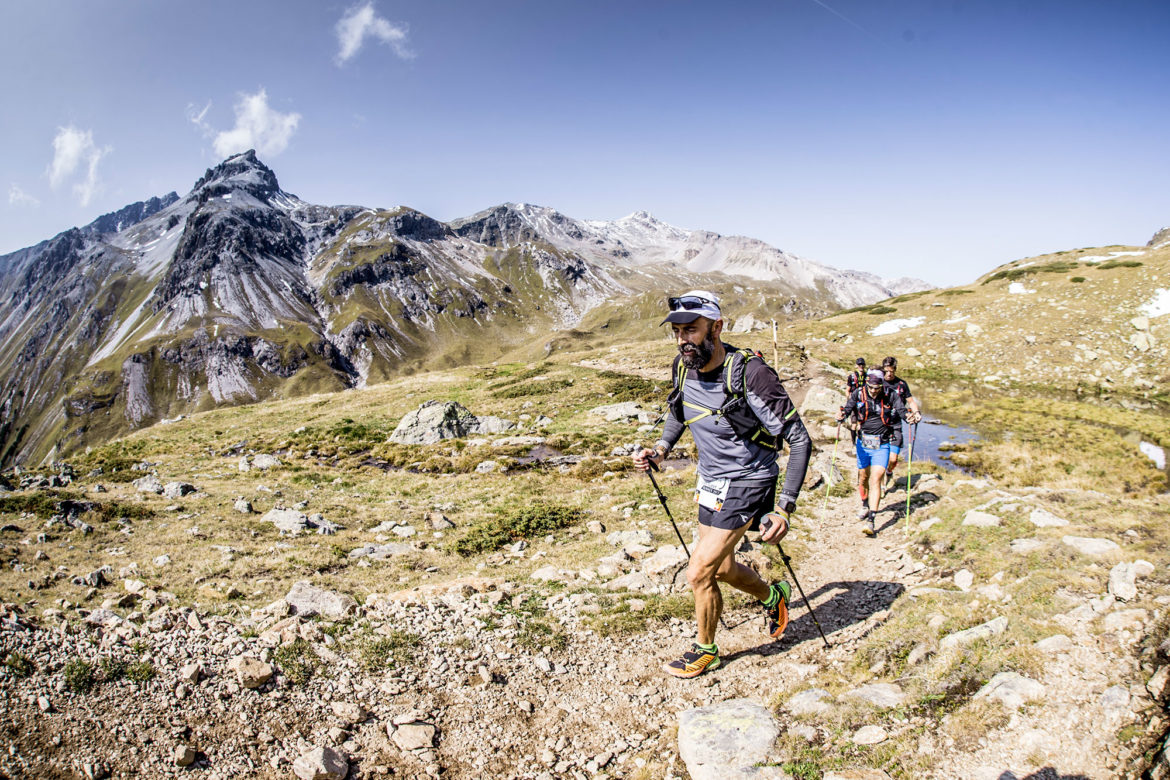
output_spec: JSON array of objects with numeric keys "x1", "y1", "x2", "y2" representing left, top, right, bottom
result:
[{"x1": 632, "y1": 290, "x2": 812, "y2": 678}]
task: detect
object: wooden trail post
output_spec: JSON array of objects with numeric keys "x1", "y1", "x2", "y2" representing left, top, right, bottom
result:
[{"x1": 772, "y1": 319, "x2": 778, "y2": 368}]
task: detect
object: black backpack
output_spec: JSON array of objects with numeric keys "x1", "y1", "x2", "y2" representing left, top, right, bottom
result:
[{"x1": 668, "y1": 346, "x2": 786, "y2": 451}]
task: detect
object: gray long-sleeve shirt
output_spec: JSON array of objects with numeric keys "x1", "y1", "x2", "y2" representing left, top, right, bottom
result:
[{"x1": 656, "y1": 346, "x2": 811, "y2": 505}]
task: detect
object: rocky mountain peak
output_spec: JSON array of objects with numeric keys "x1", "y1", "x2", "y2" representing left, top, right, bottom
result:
[
  {"x1": 450, "y1": 203, "x2": 550, "y2": 246},
  {"x1": 191, "y1": 149, "x2": 282, "y2": 202},
  {"x1": 1149, "y1": 227, "x2": 1170, "y2": 248},
  {"x1": 82, "y1": 192, "x2": 180, "y2": 237}
]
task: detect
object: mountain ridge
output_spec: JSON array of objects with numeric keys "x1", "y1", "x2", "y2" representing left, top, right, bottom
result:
[{"x1": 0, "y1": 151, "x2": 926, "y2": 466}]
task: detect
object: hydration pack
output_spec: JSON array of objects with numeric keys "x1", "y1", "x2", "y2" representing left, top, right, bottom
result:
[{"x1": 668, "y1": 347, "x2": 790, "y2": 451}]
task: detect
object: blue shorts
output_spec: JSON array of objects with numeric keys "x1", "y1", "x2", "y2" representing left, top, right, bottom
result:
[
  {"x1": 855, "y1": 440, "x2": 891, "y2": 470},
  {"x1": 888, "y1": 444, "x2": 901, "y2": 456}
]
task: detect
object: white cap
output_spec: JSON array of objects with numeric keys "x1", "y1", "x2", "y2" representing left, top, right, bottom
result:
[{"x1": 660, "y1": 290, "x2": 722, "y2": 325}]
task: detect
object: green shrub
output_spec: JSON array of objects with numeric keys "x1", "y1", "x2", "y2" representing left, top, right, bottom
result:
[
  {"x1": 1097, "y1": 259, "x2": 1143, "y2": 269},
  {"x1": 937, "y1": 289, "x2": 974, "y2": 296},
  {"x1": 1070, "y1": 276, "x2": 1086, "y2": 283},
  {"x1": 353, "y1": 629, "x2": 417, "y2": 671},
  {"x1": 491, "y1": 378, "x2": 574, "y2": 399},
  {"x1": 3, "y1": 652, "x2": 35, "y2": 678},
  {"x1": 516, "y1": 618, "x2": 568, "y2": 651},
  {"x1": 324, "y1": 417, "x2": 392, "y2": 444},
  {"x1": 273, "y1": 638, "x2": 318, "y2": 685},
  {"x1": 454, "y1": 502, "x2": 585, "y2": 556},
  {"x1": 125, "y1": 661, "x2": 156, "y2": 682},
  {"x1": 982, "y1": 261, "x2": 1079, "y2": 285},
  {"x1": 866, "y1": 305, "x2": 898, "y2": 315},
  {"x1": 598, "y1": 371, "x2": 661, "y2": 403},
  {"x1": 585, "y1": 593, "x2": 695, "y2": 637},
  {"x1": 64, "y1": 659, "x2": 96, "y2": 693}
]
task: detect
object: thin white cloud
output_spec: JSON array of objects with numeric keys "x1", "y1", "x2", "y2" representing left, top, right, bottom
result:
[
  {"x1": 47, "y1": 126, "x2": 111, "y2": 206},
  {"x1": 8, "y1": 184, "x2": 40, "y2": 207},
  {"x1": 335, "y1": 2, "x2": 413, "y2": 65},
  {"x1": 212, "y1": 89, "x2": 301, "y2": 159},
  {"x1": 187, "y1": 100, "x2": 213, "y2": 134},
  {"x1": 8, "y1": 183, "x2": 41, "y2": 206},
  {"x1": 75, "y1": 146, "x2": 109, "y2": 207}
]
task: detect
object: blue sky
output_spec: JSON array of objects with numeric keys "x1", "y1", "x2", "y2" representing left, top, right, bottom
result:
[{"x1": 1, "y1": 0, "x2": 1168, "y2": 286}]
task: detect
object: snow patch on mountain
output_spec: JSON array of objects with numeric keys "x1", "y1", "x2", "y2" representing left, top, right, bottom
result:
[
  {"x1": 1139, "y1": 288, "x2": 1170, "y2": 318},
  {"x1": 870, "y1": 316, "x2": 925, "y2": 336}
]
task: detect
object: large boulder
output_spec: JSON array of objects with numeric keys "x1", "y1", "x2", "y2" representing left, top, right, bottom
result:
[
  {"x1": 589, "y1": 402, "x2": 654, "y2": 424},
  {"x1": 292, "y1": 746, "x2": 348, "y2": 780},
  {"x1": 940, "y1": 616, "x2": 1008, "y2": 649},
  {"x1": 285, "y1": 581, "x2": 358, "y2": 619},
  {"x1": 678, "y1": 699, "x2": 784, "y2": 780},
  {"x1": 975, "y1": 672, "x2": 1045, "y2": 709},
  {"x1": 642, "y1": 545, "x2": 689, "y2": 589},
  {"x1": 227, "y1": 655, "x2": 272, "y2": 689},
  {"x1": 390, "y1": 400, "x2": 479, "y2": 444},
  {"x1": 474, "y1": 415, "x2": 515, "y2": 434},
  {"x1": 262, "y1": 508, "x2": 309, "y2": 535},
  {"x1": 799, "y1": 385, "x2": 846, "y2": 418},
  {"x1": 1062, "y1": 536, "x2": 1121, "y2": 556}
]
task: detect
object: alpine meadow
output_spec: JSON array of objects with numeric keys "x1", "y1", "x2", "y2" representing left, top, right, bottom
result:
[
  {"x1": 0, "y1": 151, "x2": 1167, "y2": 779},
  {"x1": 3, "y1": 1, "x2": 1170, "y2": 778}
]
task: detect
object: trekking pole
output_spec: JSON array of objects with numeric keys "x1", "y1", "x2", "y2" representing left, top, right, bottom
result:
[
  {"x1": 644, "y1": 458, "x2": 730, "y2": 631},
  {"x1": 821, "y1": 422, "x2": 841, "y2": 513},
  {"x1": 645, "y1": 464, "x2": 689, "y2": 557},
  {"x1": 775, "y1": 543, "x2": 831, "y2": 648},
  {"x1": 904, "y1": 421, "x2": 918, "y2": 523}
]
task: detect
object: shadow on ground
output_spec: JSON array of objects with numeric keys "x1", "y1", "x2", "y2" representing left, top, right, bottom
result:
[{"x1": 722, "y1": 578, "x2": 904, "y2": 662}]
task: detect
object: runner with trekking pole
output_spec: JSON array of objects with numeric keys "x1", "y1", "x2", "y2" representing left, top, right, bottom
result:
[
  {"x1": 880, "y1": 357, "x2": 920, "y2": 488},
  {"x1": 632, "y1": 290, "x2": 812, "y2": 678},
  {"x1": 836, "y1": 369, "x2": 920, "y2": 536},
  {"x1": 904, "y1": 421, "x2": 918, "y2": 522}
]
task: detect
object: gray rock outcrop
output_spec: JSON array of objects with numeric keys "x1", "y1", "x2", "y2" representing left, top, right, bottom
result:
[
  {"x1": 292, "y1": 746, "x2": 348, "y2": 780},
  {"x1": 678, "y1": 699, "x2": 784, "y2": 780},
  {"x1": 390, "y1": 400, "x2": 479, "y2": 444},
  {"x1": 284, "y1": 581, "x2": 358, "y2": 619},
  {"x1": 975, "y1": 671, "x2": 1045, "y2": 709}
]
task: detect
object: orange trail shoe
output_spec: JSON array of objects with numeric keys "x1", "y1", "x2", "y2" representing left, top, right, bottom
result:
[
  {"x1": 763, "y1": 581, "x2": 792, "y2": 639},
  {"x1": 663, "y1": 644, "x2": 721, "y2": 679}
]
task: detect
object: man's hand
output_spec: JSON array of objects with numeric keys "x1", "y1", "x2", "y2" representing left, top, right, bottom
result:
[
  {"x1": 632, "y1": 446, "x2": 664, "y2": 472},
  {"x1": 760, "y1": 509, "x2": 790, "y2": 544},
  {"x1": 909, "y1": 411, "x2": 923, "y2": 424},
  {"x1": 835, "y1": 407, "x2": 846, "y2": 423}
]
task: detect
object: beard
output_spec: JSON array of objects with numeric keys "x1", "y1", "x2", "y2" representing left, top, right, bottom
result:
[{"x1": 679, "y1": 326, "x2": 717, "y2": 369}]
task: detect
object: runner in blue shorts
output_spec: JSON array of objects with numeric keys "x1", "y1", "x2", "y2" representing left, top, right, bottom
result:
[
  {"x1": 881, "y1": 356, "x2": 921, "y2": 486},
  {"x1": 837, "y1": 370, "x2": 919, "y2": 536}
]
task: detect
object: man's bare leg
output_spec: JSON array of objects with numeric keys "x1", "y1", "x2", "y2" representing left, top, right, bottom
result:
[
  {"x1": 687, "y1": 522, "x2": 769, "y2": 645},
  {"x1": 868, "y1": 466, "x2": 886, "y2": 513}
]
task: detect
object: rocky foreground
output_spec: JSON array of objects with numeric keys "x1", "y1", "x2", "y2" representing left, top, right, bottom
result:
[{"x1": 3, "y1": 461, "x2": 1169, "y2": 779}]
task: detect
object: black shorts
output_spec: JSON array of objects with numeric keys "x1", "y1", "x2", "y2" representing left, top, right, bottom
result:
[{"x1": 697, "y1": 480, "x2": 776, "y2": 531}]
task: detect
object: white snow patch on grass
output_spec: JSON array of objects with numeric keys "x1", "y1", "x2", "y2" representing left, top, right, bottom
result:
[
  {"x1": 869, "y1": 316, "x2": 925, "y2": 336},
  {"x1": 1139, "y1": 288, "x2": 1170, "y2": 318},
  {"x1": 1140, "y1": 441, "x2": 1166, "y2": 470},
  {"x1": 1080, "y1": 250, "x2": 1145, "y2": 264},
  {"x1": 1008, "y1": 282, "x2": 1035, "y2": 294},
  {"x1": 943, "y1": 315, "x2": 969, "y2": 324}
]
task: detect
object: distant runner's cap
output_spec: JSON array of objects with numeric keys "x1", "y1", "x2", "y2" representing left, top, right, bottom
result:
[
  {"x1": 661, "y1": 290, "x2": 722, "y2": 325},
  {"x1": 855, "y1": 357, "x2": 866, "y2": 366},
  {"x1": 865, "y1": 369, "x2": 885, "y2": 385}
]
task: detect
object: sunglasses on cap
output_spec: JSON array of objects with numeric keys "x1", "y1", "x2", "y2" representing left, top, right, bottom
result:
[{"x1": 668, "y1": 295, "x2": 717, "y2": 311}]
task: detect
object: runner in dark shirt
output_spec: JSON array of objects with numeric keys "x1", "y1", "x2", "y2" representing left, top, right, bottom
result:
[
  {"x1": 837, "y1": 369, "x2": 920, "y2": 536},
  {"x1": 633, "y1": 290, "x2": 811, "y2": 678},
  {"x1": 845, "y1": 357, "x2": 867, "y2": 396},
  {"x1": 881, "y1": 356, "x2": 920, "y2": 481}
]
